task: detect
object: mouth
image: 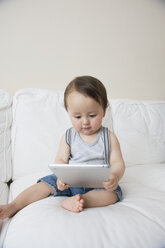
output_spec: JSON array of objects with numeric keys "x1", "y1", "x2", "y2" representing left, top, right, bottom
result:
[{"x1": 82, "y1": 127, "x2": 91, "y2": 130}]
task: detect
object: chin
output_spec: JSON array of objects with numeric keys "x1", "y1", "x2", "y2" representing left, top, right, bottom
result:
[{"x1": 82, "y1": 129, "x2": 96, "y2": 135}]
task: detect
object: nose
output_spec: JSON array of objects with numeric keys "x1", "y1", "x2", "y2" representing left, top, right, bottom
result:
[{"x1": 82, "y1": 117, "x2": 89, "y2": 125}]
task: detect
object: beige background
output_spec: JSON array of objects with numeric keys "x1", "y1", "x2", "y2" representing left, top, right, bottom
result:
[{"x1": 0, "y1": 0, "x2": 165, "y2": 100}]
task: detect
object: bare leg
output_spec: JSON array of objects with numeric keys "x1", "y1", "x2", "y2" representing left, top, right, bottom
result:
[
  {"x1": 0, "y1": 182, "x2": 54, "y2": 219},
  {"x1": 61, "y1": 190, "x2": 118, "y2": 213},
  {"x1": 82, "y1": 190, "x2": 118, "y2": 208}
]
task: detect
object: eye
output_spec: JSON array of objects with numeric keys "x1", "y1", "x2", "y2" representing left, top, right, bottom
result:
[
  {"x1": 74, "y1": 116, "x2": 81, "y2": 119},
  {"x1": 89, "y1": 114, "x2": 97, "y2": 118}
]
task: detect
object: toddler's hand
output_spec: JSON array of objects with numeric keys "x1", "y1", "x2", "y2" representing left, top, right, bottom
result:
[
  {"x1": 57, "y1": 178, "x2": 69, "y2": 191},
  {"x1": 103, "y1": 173, "x2": 119, "y2": 191}
]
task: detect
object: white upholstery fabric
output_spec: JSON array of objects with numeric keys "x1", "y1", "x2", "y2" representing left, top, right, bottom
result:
[
  {"x1": 2, "y1": 164, "x2": 165, "y2": 248},
  {"x1": 1, "y1": 89, "x2": 165, "y2": 248},
  {"x1": 0, "y1": 182, "x2": 9, "y2": 234},
  {"x1": 0, "y1": 90, "x2": 12, "y2": 182},
  {"x1": 111, "y1": 100, "x2": 165, "y2": 166},
  {"x1": 0, "y1": 182, "x2": 8, "y2": 205},
  {"x1": 11, "y1": 89, "x2": 113, "y2": 180}
]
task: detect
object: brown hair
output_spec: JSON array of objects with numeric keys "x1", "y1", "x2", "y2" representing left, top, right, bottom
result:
[{"x1": 64, "y1": 76, "x2": 108, "y2": 111}]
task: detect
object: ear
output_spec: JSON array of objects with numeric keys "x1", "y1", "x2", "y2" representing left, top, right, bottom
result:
[{"x1": 103, "y1": 104, "x2": 108, "y2": 117}]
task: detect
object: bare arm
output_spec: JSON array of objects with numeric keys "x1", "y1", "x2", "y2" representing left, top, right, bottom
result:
[
  {"x1": 55, "y1": 134, "x2": 70, "y2": 164},
  {"x1": 103, "y1": 131, "x2": 125, "y2": 190},
  {"x1": 54, "y1": 134, "x2": 70, "y2": 190},
  {"x1": 109, "y1": 131, "x2": 125, "y2": 181}
]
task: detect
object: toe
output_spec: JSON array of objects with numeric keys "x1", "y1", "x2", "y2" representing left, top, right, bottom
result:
[
  {"x1": 76, "y1": 194, "x2": 81, "y2": 201},
  {"x1": 75, "y1": 207, "x2": 81, "y2": 213}
]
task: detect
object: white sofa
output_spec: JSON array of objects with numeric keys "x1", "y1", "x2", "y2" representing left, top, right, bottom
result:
[{"x1": 0, "y1": 88, "x2": 165, "y2": 248}]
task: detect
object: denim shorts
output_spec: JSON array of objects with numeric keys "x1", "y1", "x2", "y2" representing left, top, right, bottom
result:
[{"x1": 37, "y1": 174, "x2": 122, "y2": 202}]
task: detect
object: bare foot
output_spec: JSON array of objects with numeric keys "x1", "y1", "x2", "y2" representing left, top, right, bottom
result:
[
  {"x1": 61, "y1": 194, "x2": 84, "y2": 213},
  {"x1": 0, "y1": 202, "x2": 18, "y2": 220}
]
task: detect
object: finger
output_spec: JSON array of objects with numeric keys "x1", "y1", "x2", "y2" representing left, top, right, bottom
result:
[
  {"x1": 62, "y1": 183, "x2": 69, "y2": 190},
  {"x1": 103, "y1": 183, "x2": 112, "y2": 190},
  {"x1": 103, "y1": 179, "x2": 110, "y2": 184},
  {"x1": 58, "y1": 180, "x2": 62, "y2": 186},
  {"x1": 104, "y1": 181, "x2": 115, "y2": 189},
  {"x1": 107, "y1": 184, "x2": 118, "y2": 191},
  {"x1": 66, "y1": 184, "x2": 70, "y2": 189},
  {"x1": 103, "y1": 181, "x2": 113, "y2": 188},
  {"x1": 103, "y1": 179, "x2": 111, "y2": 186},
  {"x1": 108, "y1": 179, "x2": 117, "y2": 186},
  {"x1": 59, "y1": 180, "x2": 64, "y2": 186},
  {"x1": 108, "y1": 182, "x2": 115, "y2": 188},
  {"x1": 63, "y1": 184, "x2": 68, "y2": 190},
  {"x1": 57, "y1": 180, "x2": 65, "y2": 190},
  {"x1": 60, "y1": 181, "x2": 67, "y2": 190}
]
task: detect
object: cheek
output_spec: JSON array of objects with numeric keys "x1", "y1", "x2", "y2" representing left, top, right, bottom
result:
[
  {"x1": 92, "y1": 116, "x2": 103, "y2": 128},
  {"x1": 71, "y1": 118, "x2": 81, "y2": 130}
]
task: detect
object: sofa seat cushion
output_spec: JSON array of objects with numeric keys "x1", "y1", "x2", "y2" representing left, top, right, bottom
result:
[
  {"x1": 1, "y1": 164, "x2": 165, "y2": 248},
  {"x1": 1, "y1": 169, "x2": 165, "y2": 248},
  {"x1": 3, "y1": 191, "x2": 165, "y2": 248}
]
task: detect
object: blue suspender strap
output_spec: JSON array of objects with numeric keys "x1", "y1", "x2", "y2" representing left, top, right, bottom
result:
[
  {"x1": 103, "y1": 127, "x2": 110, "y2": 165},
  {"x1": 65, "y1": 128, "x2": 71, "y2": 146}
]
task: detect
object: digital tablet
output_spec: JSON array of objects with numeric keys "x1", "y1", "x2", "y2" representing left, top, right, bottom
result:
[{"x1": 49, "y1": 164, "x2": 110, "y2": 188}]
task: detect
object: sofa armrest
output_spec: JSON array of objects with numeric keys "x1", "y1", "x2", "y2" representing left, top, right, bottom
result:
[
  {"x1": 0, "y1": 89, "x2": 12, "y2": 183},
  {"x1": 0, "y1": 182, "x2": 9, "y2": 232},
  {"x1": 0, "y1": 182, "x2": 8, "y2": 205}
]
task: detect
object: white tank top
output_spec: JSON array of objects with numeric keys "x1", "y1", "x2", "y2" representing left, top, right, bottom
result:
[{"x1": 65, "y1": 126, "x2": 110, "y2": 166}]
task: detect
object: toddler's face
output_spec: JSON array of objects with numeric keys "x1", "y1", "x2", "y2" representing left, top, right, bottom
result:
[{"x1": 66, "y1": 91, "x2": 105, "y2": 135}]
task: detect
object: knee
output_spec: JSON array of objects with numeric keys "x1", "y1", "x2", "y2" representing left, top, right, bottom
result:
[{"x1": 106, "y1": 191, "x2": 118, "y2": 205}]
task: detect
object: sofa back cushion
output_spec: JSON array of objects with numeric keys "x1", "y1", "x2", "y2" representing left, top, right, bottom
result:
[
  {"x1": 12, "y1": 89, "x2": 113, "y2": 180},
  {"x1": 110, "y1": 100, "x2": 165, "y2": 166},
  {"x1": 12, "y1": 89, "x2": 165, "y2": 180},
  {"x1": 0, "y1": 90, "x2": 12, "y2": 182}
]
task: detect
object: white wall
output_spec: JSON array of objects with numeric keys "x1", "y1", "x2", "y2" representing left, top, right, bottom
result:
[{"x1": 0, "y1": 0, "x2": 165, "y2": 100}]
